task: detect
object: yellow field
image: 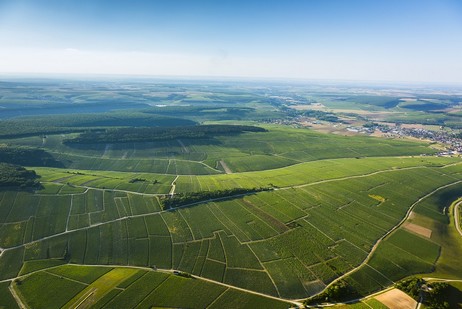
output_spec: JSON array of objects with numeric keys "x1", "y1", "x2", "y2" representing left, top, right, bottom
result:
[{"x1": 62, "y1": 268, "x2": 139, "y2": 309}]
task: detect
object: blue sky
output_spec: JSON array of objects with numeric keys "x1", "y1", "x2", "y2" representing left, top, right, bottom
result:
[{"x1": 1, "y1": 0, "x2": 462, "y2": 83}]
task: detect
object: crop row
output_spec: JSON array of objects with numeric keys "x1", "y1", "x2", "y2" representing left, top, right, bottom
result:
[
  {"x1": 0, "y1": 190, "x2": 163, "y2": 248},
  {"x1": 175, "y1": 156, "x2": 461, "y2": 193},
  {"x1": 0, "y1": 159, "x2": 460, "y2": 299},
  {"x1": 10, "y1": 264, "x2": 290, "y2": 309}
]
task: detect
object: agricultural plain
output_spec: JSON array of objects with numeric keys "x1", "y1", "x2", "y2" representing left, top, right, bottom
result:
[{"x1": 0, "y1": 79, "x2": 461, "y2": 308}]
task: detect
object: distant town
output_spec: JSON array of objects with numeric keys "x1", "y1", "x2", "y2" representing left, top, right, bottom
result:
[
  {"x1": 371, "y1": 125, "x2": 462, "y2": 156},
  {"x1": 262, "y1": 116, "x2": 462, "y2": 156}
]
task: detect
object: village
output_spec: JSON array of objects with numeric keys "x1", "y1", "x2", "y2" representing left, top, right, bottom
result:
[
  {"x1": 261, "y1": 115, "x2": 462, "y2": 157},
  {"x1": 348, "y1": 123, "x2": 462, "y2": 156}
]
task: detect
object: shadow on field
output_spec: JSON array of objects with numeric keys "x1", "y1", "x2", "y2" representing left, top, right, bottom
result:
[
  {"x1": 446, "y1": 284, "x2": 462, "y2": 307},
  {"x1": 64, "y1": 137, "x2": 223, "y2": 150},
  {"x1": 0, "y1": 183, "x2": 44, "y2": 193},
  {"x1": 0, "y1": 146, "x2": 65, "y2": 168},
  {"x1": 435, "y1": 186, "x2": 462, "y2": 215}
]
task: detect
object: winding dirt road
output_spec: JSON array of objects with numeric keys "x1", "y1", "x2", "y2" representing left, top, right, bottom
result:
[{"x1": 454, "y1": 200, "x2": 462, "y2": 237}]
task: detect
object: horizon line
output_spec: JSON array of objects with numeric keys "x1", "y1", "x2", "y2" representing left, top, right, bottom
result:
[{"x1": 1, "y1": 71, "x2": 462, "y2": 88}]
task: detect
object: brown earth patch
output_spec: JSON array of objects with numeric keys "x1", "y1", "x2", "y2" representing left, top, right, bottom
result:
[
  {"x1": 375, "y1": 288, "x2": 417, "y2": 309},
  {"x1": 403, "y1": 222, "x2": 432, "y2": 238},
  {"x1": 219, "y1": 160, "x2": 233, "y2": 174}
]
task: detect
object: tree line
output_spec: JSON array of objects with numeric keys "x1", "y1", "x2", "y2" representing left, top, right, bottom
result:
[
  {"x1": 64, "y1": 125, "x2": 267, "y2": 144},
  {"x1": 160, "y1": 187, "x2": 271, "y2": 210}
]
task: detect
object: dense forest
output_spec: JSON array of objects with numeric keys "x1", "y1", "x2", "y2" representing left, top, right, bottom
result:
[
  {"x1": 0, "y1": 163, "x2": 40, "y2": 188},
  {"x1": 0, "y1": 146, "x2": 63, "y2": 167},
  {"x1": 0, "y1": 112, "x2": 196, "y2": 139},
  {"x1": 64, "y1": 125, "x2": 267, "y2": 144}
]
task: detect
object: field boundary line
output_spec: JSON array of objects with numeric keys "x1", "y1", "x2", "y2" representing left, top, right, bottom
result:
[
  {"x1": 39, "y1": 165, "x2": 437, "y2": 198},
  {"x1": 177, "y1": 210, "x2": 196, "y2": 241},
  {"x1": 271, "y1": 190, "x2": 307, "y2": 213},
  {"x1": 281, "y1": 166, "x2": 426, "y2": 191},
  {"x1": 3, "y1": 192, "x2": 19, "y2": 226},
  {"x1": 71, "y1": 288, "x2": 96, "y2": 309},
  {"x1": 3, "y1": 169, "x2": 457, "y2": 264},
  {"x1": 205, "y1": 205, "x2": 233, "y2": 236},
  {"x1": 217, "y1": 232, "x2": 228, "y2": 278},
  {"x1": 303, "y1": 219, "x2": 336, "y2": 243},
  {"x1": 207, "y1": 203, "x2": 251, "y2": 242},
  {"x1": 238, "y1": 199, "x2": 284, "y2": 234},
  {"x1": 34, "y1": 154, "x2": 457, "y2": 178},
  {"x1": 205, "y1": 287, "x2": 230, "y2": 308},
  {"x1": 9, "y1": 284, "x2": 28, "y2": 309},
  {"x1": 343, "y1": 239, "x2": 369, "y2": 254},
  {"x1": 226, "y1": 266, "x2": 267, "y2": 272},
  {"x1": 65, "y1": 195, "x2": 73, "y2": 232},
  {"x1": 44, "y1": 269, "x2": 89, "y2": 285},
  {"x1": 241, "y1": 227, "x2": 294, "y2": 245},
  {"x1": 364, "y1": 264, "x2": 395, "y2": 285},
  {"x1": 41, "y1": 263, "x2": 303, "y2": 306},
  {"x1": 206, "y1": 257, "x2": 226, "y2": 265},
  {"x1": 132, "y1": 273, "x2": 170, "y2": 308},
  {"x1": 159, "y1": 213, "x2": 175, "y2": 269},
  {"x1": 316, "y1": 179, "x2": 462, "y2": 298},
  {"x1": 185, "y1": 269, "x2": 303, "y2": 307}
]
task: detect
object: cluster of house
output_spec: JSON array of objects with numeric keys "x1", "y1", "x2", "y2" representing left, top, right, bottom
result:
[{"x1": 371, "y1": 125, "x2": 462, "y2": 156}]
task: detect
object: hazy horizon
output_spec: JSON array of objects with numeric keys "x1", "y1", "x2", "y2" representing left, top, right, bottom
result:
[{"x1": 1, "y1": 0, "x2": 462, "y2": 84}]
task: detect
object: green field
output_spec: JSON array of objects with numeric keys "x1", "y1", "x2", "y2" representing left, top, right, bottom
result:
[
  {"x1": 11, "y1": 265, "x2": 290, "y2": 309},
  {"x1": 1, "y1": 154, "x2": 461, "y2": 304},
  {"x1": 1, "y1": 79, "x2": 462, "y2": 307},
  {"x1": 3, "y1": 125, "x2": 436, "y2": 174},
  {"x1": 341, "y1": 181, "x2": 462, "y2": 298}
]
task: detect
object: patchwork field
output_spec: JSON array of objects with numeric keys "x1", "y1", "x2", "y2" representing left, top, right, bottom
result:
[
  {"x1": 9, "y1": 264, "x2": 290, "y2": 309},
  {"x1": 1, "y1": 81, "x2": 461, "y2": 308},
  {"x1": 3, "y1": 126, "x2": 436, "y2": 174},
  {"x1": 1, "y1": 150, "x2": 461, "y2": 307}
]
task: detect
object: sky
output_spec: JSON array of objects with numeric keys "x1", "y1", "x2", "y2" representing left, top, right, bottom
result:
[{"x1": 0, "y1": 0, "x2": 462, "y2": 83}]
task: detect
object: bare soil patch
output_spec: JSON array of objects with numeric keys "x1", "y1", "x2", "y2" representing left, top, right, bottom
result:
[
  {"x1": 375, "y1": 288, "x2": 417, "y2": 309},
  {"x1": 403, "y1": 222, "x2": 432, "y2": 238},
  {"x1": 219, "y1": 160, "x2": 233, "y2": 174}
]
